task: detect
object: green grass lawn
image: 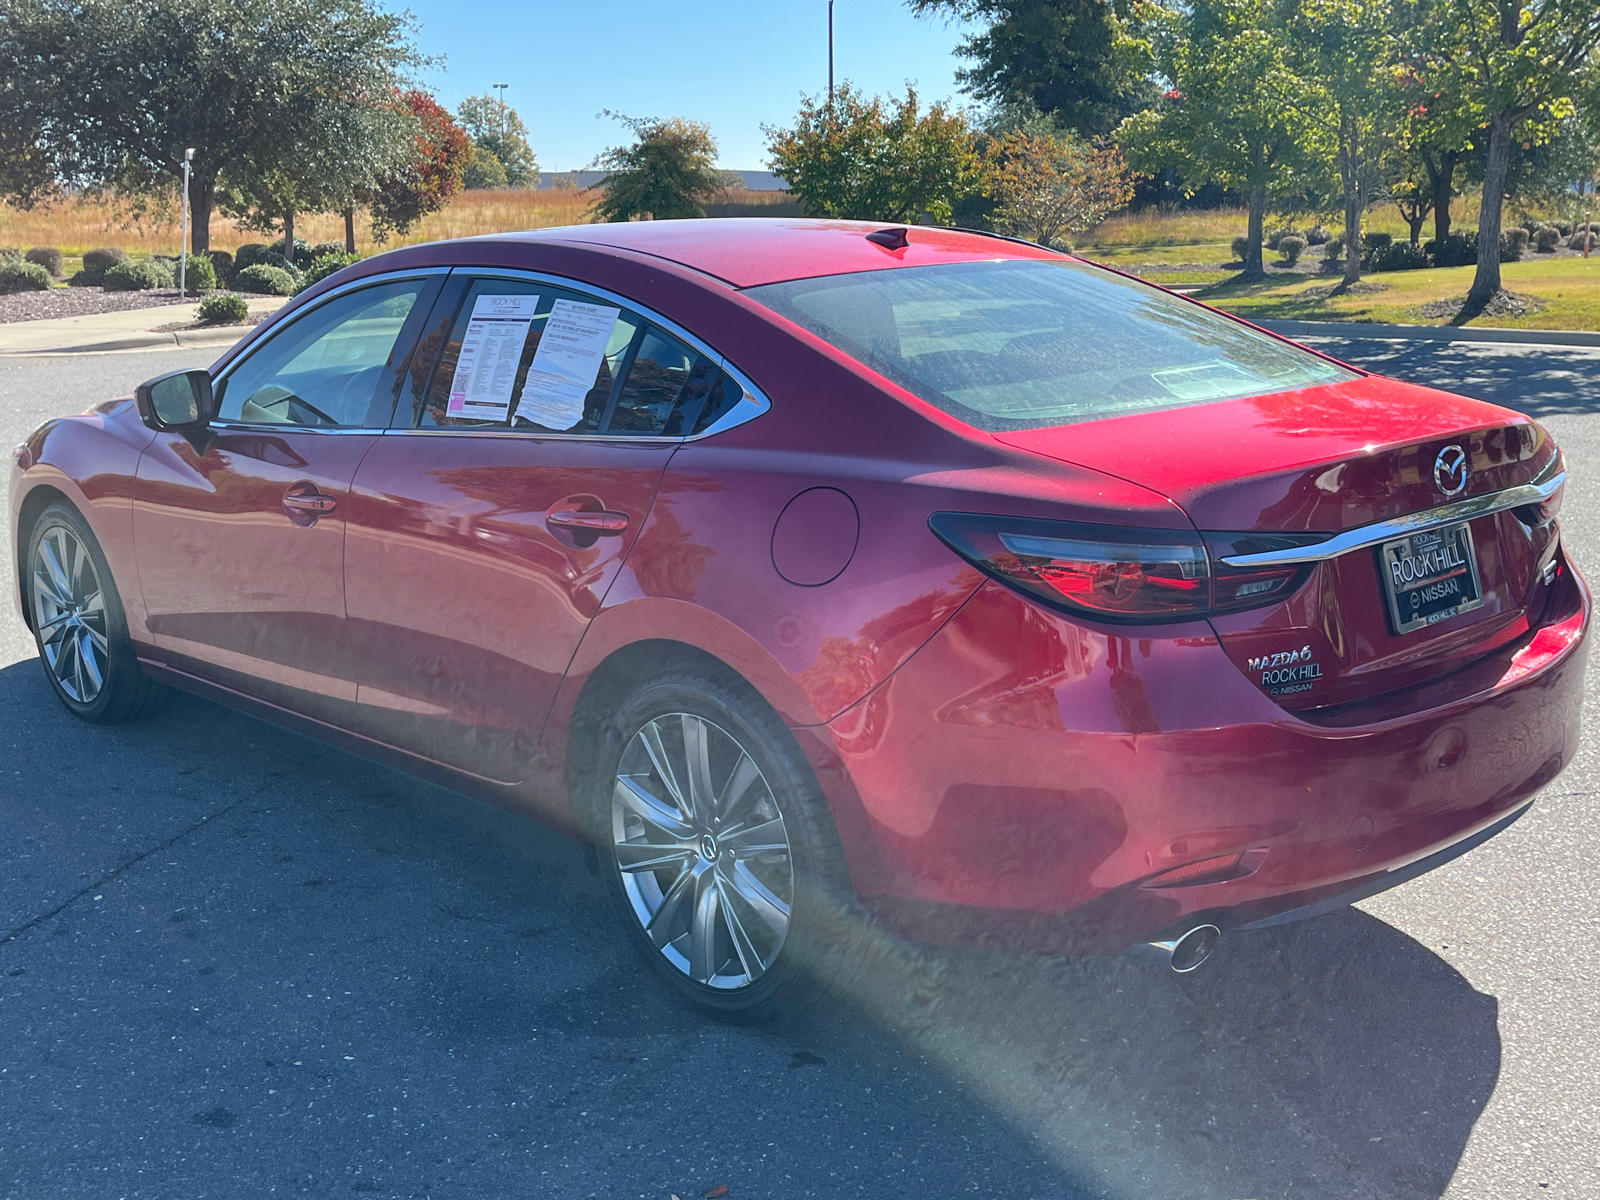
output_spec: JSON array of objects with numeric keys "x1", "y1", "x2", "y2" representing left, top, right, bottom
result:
[{"x1": 1192, "y1": 257, "x2": 1600, "y2": 330}]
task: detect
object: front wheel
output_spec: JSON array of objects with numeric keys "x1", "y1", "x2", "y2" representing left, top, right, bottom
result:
[
  {"x1": 27, "y1": 501, "x2": 164, "y2": 723},
  {"x1": 592, "y1": 669, "x2": 861, "y2": 1023}
]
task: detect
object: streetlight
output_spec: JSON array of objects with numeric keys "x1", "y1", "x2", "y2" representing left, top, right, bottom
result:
[
  {"x1": 493, "y1": 82, "x2": 509, "y2": 141},
  {"x1": 828, "y1": 1, "x2": 835, "y2": 103},
  {"x1": 179, "y1": 148, "x2": 194, "y2": 301}
]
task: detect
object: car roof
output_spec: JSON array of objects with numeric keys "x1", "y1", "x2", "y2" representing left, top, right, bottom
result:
[{"x1": 476, "y1": 217, "x2": 1064, "y2": 288}]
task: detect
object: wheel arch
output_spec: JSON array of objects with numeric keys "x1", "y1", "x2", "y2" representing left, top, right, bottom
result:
[{"x1": 556, "y1": 634, "x2": 890, "y2": 897}]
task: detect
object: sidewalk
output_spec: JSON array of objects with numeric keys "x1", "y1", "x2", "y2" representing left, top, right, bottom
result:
[{"x1": 0, "y1": 296, "x2": 286, "y2": 356}]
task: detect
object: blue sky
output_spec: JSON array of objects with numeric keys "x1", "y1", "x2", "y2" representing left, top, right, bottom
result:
[{"x1": 399, "y1": 0, "x2": 980, "y2": 171}]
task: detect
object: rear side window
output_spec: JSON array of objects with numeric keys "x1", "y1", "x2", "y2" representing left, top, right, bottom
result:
[
  {"x1": 415, "y1": 279, "x2": 741, "y2": 437},
  {"x1": 745, "y1": 259, "x2": 1356, "y2": 431}
]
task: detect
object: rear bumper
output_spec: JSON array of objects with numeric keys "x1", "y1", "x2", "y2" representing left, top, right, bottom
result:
[{"x1": 817, "y1": 555, "x2": 1589, "y2": 953}]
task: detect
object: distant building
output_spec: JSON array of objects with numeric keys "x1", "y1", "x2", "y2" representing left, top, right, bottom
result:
[{"x1": 539, "y1": 169, "x2": 787, "y2": 192}]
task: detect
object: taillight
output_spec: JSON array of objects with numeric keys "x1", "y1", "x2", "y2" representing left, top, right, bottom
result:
[
  {"x1": 930, "y1": 513, "x2": 1213, "y2": 623},
  {"x1": 930, "y1": 513, "x2": 1313, "y2": 624},
  {"x1": 11, "y1": 443, "x2": 31, "y2": 471}
]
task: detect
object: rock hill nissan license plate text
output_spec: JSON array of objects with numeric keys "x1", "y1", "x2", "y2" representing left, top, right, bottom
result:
[{"x1": 1380, "y1": 522, "x2": 1485, "y2": 635}]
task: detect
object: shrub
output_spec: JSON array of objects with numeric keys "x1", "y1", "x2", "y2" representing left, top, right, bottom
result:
[
  {"x1": 177, "y1": 254, "x2": 217, "y2": 291},
  {"x1": 1573, "y1": 230, "x2": 1598, "y2": 253},
  {"x1": 78, "y1": 247, "x2": 131, "y2": 286},
  {"x1": 103, "y1": 259, "x2": 174, "y2": 291},
  {"x1": 1265, "y1": 226, "x2": 1302, "y2": 251},
  {"x1": 309, "y1": 240, "x2": 346, "y2": 259},
  {"x1": 1504, "y1": 227, "x2": 1529, "y2": 256},
  {"x1": 297, "y1": 251, "x2": 362, "y2": 292},
  {"x1": 207, "y1": 249, "x2": 236, "y2": 286},
  {"x1": 1425, "y1": 232, "x2": 1476, "y2": 267},
  {"x1": 1556, "y1": 221, "x2": 1574, "y2": 236},
  {"x1": 0, "y1": 260, "x2": 53, "y2": 293},
  {"x1": 1277, "y1": 235, "x2": 1306, "y2": 264},
  {"x1": 234, "y1": 264, "x2": 297, "y2": 295},
  {"x1": 1305, "y1": 224, "x2": 1330, "y2": 245},
  {"x1": 267, "y1": 236, "x2": 312, "y2": 264},
  {"x1": 0, "y1": 246, "x2": 20, "y2": 261},
  {"x1": 24, "y1": 246, "x2": 63, "y2": 277},
  {"x1": 234, "y1": 243, "x2": 273, "y2": 271},
  {"x1": 1361, "y1": 231, "x2": 1393, "y2": 252},
  {"x1": 1368, "y1": 241, "x2": 1431, "y2": 272},
  {"x1": 1323, "y1": 235, "x2": 1346, "y2": 265},
  {"x1": 197, "y1": 292, "x2": 251, "y2": 324},
  {"x1": 1230, "y1": 235, "x2": 1250, "y2": 261},
  {"x1": 1535, "y1": 226, "x2": 1562, "y2": 253}
]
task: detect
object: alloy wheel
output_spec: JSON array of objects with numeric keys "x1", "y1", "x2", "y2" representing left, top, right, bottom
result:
[
  {"x1": 31, "y1": 523, "x2": 110, "y2": 705},
  {"x1": 611, "y1": 713, "x2": 794, "y2": 989}
]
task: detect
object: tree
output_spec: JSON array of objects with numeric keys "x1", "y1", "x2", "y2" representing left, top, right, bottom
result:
[
  {"x1": 368, "y1": 91, "x2": 471, "y2": 241},
  {"x1": 463, "y1": 145, "x2": 509, "y2": 190},
  {"x1": 456, "y1": 93, "x2": 539, "y2": 188},
  {"x1": 765, "y1": 85, "x2": 983, "y2": 224},
  {"x1": 909, "y1": 0, "x2": 1157, "y2": 137},
  {"x1": 588, "y1": 115, "x2": 722, "y2": 222},
  {"x1": 1419, "y1": 0, "x2": 1600, "y2": 302},
  {"x1": 1280, "y1": 0, "x2": 1406, "y2": 286},
  {"x1": 0, "y1": 0, "x2": 423, "y2": 253},
  {"x1": 1121, "y1": 0, "x2": 1322, "y2": 279},
  {"x1": 984, "y1": 133, "x2": 1134, "y2": 247}
]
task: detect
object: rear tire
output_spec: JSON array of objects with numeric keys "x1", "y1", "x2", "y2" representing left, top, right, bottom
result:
[
  {"x1": 26, "y1": 501, "x2": 165, "y2": 723},
  {"x1": 588, "y1": 667, "x2": 862, "y2": 1023}
]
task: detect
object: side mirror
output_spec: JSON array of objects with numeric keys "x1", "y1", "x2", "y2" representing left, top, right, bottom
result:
[{"x1": 135, "y1": 369, "x2": 214, "y2": 432}]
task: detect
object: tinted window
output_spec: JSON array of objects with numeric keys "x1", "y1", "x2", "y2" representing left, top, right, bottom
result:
[
  {"x1": 745, "y1": 259, "x2": 1356, "y2": 431},
  {"x1": 216, "y1": 280, "x2": 427, "y2": 428},
  {"x1": 420, "y1": 278, "x2": 640, "y2": 433},
  {"x1": 608, "y1": 326, "x2": 720, "y2": 436}
]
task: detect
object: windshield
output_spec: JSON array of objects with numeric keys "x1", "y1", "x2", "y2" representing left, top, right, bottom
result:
[{"x1": 745, "y1": 258, "x2": 1357, "y2": 431}]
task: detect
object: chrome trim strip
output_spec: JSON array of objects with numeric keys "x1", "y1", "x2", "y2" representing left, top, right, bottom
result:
[
  {"x1": 1220, "y1": 471, "x2": 1565, "y2": 567},
  {"x1": 379, "y1": 428, "x2": 681, "y2": 445}
]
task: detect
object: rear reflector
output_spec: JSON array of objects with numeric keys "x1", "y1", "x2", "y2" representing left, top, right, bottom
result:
[
  {"x1": 1142, "y1": 847, "x2": 1268, "y2": 889},
  {"x1": 929, "y1": 512, "x2": 1310, "y2": 624}
]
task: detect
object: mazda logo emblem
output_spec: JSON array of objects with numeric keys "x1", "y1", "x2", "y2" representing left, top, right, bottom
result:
[{"x1": 1434, "y1": 445, "x2": 1469, "y2": 496}]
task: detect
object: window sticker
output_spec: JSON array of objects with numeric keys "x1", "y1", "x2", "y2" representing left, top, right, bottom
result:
[
  {"x1": 446, "y1": 294, "x2": 541, "y2": 420},
  {"x1": 514, "y1": 298, "x2": 622, "y2": 430}
]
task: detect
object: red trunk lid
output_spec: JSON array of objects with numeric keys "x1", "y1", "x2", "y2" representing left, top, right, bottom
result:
[{"x1": 997, "y1": 376, "x2": 1563, "y2": 711}]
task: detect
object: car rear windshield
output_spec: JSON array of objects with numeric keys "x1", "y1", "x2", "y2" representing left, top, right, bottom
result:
[{"x1": 744, "y1": 258, "x2": 1357, "y2": 431}]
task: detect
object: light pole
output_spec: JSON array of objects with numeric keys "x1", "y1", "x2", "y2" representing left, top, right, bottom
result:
[
  {"x1": 828, "y1": 1, "x2": 835, "y2": 103},
  {"x1": 179, "y1": 148, "x2": 194, "y2": 300},
  {"x1": 493, "y1": 82, "x2": 509, "y2": 142}
]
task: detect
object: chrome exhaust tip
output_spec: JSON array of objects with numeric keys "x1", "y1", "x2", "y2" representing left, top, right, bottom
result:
[{"x1": 1146, "y1": 924, "x2": 1221, "y2": 973}]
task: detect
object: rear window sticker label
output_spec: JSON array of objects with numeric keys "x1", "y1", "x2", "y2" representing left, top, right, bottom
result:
[
  {"x1": 447, "y1": 293, "x2": 541, "y2": 420},
  {"x1": 514, "y1": 298, "x2": 622, "y2": 430}
]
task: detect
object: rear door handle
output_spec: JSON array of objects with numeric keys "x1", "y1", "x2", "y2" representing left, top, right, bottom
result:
[
  {"x1": 283, "y1": 483, "x2": 337, "y2": 526},
  {"x1": 546, "y1": 509, "x2": 629, "y2": 535}
]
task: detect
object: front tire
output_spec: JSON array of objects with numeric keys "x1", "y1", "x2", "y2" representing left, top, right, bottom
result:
[
  {"x1": 26, "y1": 501, "x2": 164, "y2": 723},
  {"x1": 591, "y1": 668, "x2": 860, "y2": 1023}
]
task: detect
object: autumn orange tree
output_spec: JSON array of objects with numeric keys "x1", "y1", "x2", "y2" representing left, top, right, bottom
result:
[
  {"x1": 983, "y1": 133, "x2": 1134, "y2": 248},
  {"x1": 367, "y1": 91, "x2": 472, "y2": 243}
]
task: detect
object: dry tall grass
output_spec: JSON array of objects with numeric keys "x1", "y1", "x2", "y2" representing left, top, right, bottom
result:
[
  {"x1": 1083, "y1": 196, "x2": 1490, "y2": 249},
  {"x1": 0, "y1": 187, "x2": 795, "y2": 258}
]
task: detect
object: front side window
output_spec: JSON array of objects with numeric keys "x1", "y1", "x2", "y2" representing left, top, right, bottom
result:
[
  {"x1": 216, "y1": 280, "x2": 427, "y2": 428},
  {"x1": 745, "y1": 259, "x2": 1356, "y2": 431}
]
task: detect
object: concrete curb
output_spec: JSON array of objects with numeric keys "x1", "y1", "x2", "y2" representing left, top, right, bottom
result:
[
  {"x1": 0, "y1": 324, "x2": 252, "y2": 357},
  {"x1": 1256, "y1": 318, "x2": 1600, "y2": 349}
]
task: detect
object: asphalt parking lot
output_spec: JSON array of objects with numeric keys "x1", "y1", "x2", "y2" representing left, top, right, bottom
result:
[{"x1": 1, "y1": 337, "x2": 1597, "y2": 1200}]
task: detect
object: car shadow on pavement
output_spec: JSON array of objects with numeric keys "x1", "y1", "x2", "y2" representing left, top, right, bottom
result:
[
  {"x1": 1300, "y1": 335, "x2": 1600, "y2": 419},
  {"x1": 0, "y1": 662, "x2": 1498, "y2": 1200}
]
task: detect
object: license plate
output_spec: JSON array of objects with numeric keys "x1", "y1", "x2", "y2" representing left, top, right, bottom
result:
[{"x1": 1379, "y1": 521, "x2": 1485, "y2": 635}]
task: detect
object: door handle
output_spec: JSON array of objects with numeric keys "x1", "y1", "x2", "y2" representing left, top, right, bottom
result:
[
  {"x1": 283, "y1": 483, "x2": 337, "y2": 526},
  {"x1": 545, "y1": 509, "x2": 629, "y2": 535}
]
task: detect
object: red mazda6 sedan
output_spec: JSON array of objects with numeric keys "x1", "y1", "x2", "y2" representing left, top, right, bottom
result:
[{"x1": 9, "y1": 219, "x2": 1587, "y2": 1019}]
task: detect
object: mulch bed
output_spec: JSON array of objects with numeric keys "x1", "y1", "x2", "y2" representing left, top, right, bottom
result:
[
  {"x1": 1419, "y1": 290, "x2": 1546, "y2": 321},
  {"x1": 0, "y1": 286, "x2": 192, "y2": 325}
]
